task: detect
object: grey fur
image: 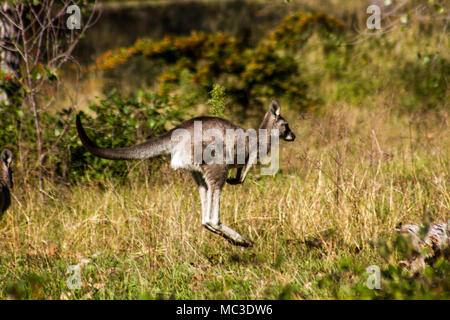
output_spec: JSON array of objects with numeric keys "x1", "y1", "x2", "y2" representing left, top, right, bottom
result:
[
  {"x1": 0, "y1": 148, "x2": 13, "y2": 215},
  {"x1": 76, "y1": 100, "x2": 295, "y2": 246}
]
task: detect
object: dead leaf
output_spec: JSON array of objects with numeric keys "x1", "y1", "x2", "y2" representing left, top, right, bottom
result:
[{"x1": 46, "y1": 243, "x2": 59, "y2": 257}]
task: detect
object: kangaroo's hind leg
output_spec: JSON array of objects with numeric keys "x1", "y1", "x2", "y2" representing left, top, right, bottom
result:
[
  {"x1": 202, "y1": 166, "x2": 253, "y2": 247},
  {"x1": 210, "y1": 186, "x2": 253, "y2": 247},
  {"x1": 192, "y1": 172, "x2": 218, "y2": 235}
]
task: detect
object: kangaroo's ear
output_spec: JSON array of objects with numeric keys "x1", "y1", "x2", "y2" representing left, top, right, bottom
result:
[
  {"x1": 269, "y1": 100, "x2": 280, "y2": 118},
  {"x1": 1, "y1": 149, "x2": 12, "y2": 166}
]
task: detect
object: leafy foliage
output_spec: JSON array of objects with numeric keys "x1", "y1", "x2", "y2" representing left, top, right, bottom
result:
[{"x1": 208, "y1": 84, "x2": 227, "y2": 118}]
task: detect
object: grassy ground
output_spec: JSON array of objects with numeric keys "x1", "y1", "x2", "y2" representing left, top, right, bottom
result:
[{"x1": 1, "y1": 104, "x2": 448, "y2": 299}]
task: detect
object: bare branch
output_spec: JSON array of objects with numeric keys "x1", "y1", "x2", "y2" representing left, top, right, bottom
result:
[{"x1": 0, "y1": 0, "x2": 98, "y2": 195}]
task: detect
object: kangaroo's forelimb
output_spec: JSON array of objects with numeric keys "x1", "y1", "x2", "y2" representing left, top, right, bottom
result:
[
  {"x1": 226, "y1": 168, "x2": 242, "y2": 185},
  {"x1": 239, "y1": 149, "x2": 257, "y2": 184}
]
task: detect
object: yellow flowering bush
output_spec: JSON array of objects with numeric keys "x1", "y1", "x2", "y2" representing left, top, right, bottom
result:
[{"x1": 88, "y1": 12, "x2": 346, "y2": 109}]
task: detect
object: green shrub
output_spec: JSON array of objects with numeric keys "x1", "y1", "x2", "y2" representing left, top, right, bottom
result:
[{"x1": 208, "y1": 84, "x2": 227, "y2": 118}]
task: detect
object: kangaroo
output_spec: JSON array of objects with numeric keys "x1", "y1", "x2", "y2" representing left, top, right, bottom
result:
[
  {"x1": 76, "y1": 100, "x2": 295, "y2": 246},
  {"x1": 0, "y1": 149, "x2": 13, "y2": 215}
]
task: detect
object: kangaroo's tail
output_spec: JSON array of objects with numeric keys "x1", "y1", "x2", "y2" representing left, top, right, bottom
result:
[{"x1": 76, "y1": 114, "x2": 172, "y2": 160}]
